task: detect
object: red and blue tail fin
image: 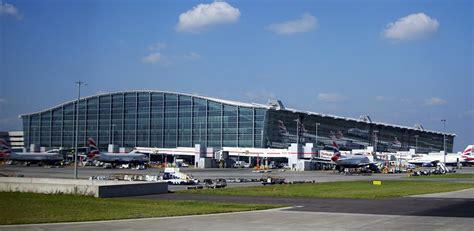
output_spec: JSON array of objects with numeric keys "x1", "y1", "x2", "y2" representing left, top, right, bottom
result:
[
  {"x1": 87, "y1": 138, "x2": 100, "y2": 158},
  {"x1": 0, "y1": 138, "x2": 12, "y2": 158},
  {"x1": 331, "y1": 141, "x2": 341, "y2": 162},
  {"x1": 462, "y1": 145, "x2": 472, "y2": 155}
]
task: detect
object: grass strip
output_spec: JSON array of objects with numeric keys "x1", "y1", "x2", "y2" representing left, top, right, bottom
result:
[
  {"x1": 0, "y1": 192, "x2": 280, "y2": 225},
  {"x1": 182, "y1": 180, "x2": 474, "y2": 199}
]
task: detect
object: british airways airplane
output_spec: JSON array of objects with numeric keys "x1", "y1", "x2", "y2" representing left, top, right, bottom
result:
[
  {"x1": 330, "y1": 142, "x2": 380, "y2": 172},
  {"x1": 461, "y1": 145, "x2": 473, "y2": 164},
  {"x1": 87, "y1": 138, "x2": 148, "y2": 168},
  {"x1": 0, "y1": 139, "x2": 63, "y2": 166}
]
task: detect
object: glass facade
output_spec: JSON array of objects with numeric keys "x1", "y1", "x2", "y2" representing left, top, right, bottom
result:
[
  {"x1": 264, "y1": 110, "x2": 454, "y2": 152},
  {"x1": 21, "y1": 91, "x2": 266, "y2": 150},
  {"x1": 20, "y1": 91, "x2": 454, "y2": 153}
]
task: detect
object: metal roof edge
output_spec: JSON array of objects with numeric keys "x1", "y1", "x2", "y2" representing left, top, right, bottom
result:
[
  {"x1": 279, "y1": 107, "x2": 455, "y2": 137},
  {"x1": 19, "y1": 90, "x2": 269, "y2": 117}
]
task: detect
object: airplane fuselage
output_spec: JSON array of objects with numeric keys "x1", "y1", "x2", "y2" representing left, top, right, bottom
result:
[
  {"x1": 94, "y1": 152, "x2": 147, "y2": 164},
  {"x1": 334, "y1": 155, "x2": 371, "y2": 168},
  {"x1": 9, "y1": 152, "x2": 63, "y2": 164},
  {"x1": 408, "y1": 154, "x2": 463, "y2": 166}
]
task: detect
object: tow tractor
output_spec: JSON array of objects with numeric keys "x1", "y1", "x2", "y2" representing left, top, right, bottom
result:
[
  {"x1": 261, "y1": 174, "x2": 285, "y2": 185},
  {"x1": 203, "y1": 178, "x2": 227, "y2": 188}
]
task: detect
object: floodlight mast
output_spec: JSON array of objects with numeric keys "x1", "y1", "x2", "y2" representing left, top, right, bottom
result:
[
  {"x1": 74, "y1": 81, "x2": 85, "y2": 179},
  {"x1": 441, "y1": 119, "x2": 447, "y2": 165}
]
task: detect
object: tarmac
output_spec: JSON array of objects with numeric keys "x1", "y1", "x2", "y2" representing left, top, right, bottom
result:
[
  {"x1": 132, "y1": 193, "x2": 474, "y2": 218},
  {"x1": 409, "y1": 188, "x2": 474, "y2": 199},
  {"x1": 1, "y1": 208, "x2": 473, "y2": 231}
]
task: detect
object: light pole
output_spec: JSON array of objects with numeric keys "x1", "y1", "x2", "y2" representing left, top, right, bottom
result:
[
  {"x1": 74, "y1": 81, "x2": 85, "y2": 180},
  {"x1": 414, "y1": 135, "x2": 419, "y2": 153},
  {"x1": 441, "y1": 119, "x2": 446, "y2": 165},
  {"x1": 315, "y1": 122, "x2": 320, "y2": 155},
  {"x1": 294, "y1": 119, "x2": 300, "y2": 145}
]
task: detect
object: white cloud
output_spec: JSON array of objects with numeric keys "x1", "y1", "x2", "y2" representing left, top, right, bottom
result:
[
  {"x1": 148, "y1": 42, "x2": 167, "y2": 51},
  {"x1": 176, "y1": 1, "x2": 240, "y2": 32},
  {"x1": 0, "y1": 1, "x2": 22, "y2": 20},
  {"x1": 317, "y1": 93, "x2": 347, "y2": 103},
  {"x1": 183, "y1": 52, "x2": 201, "y2": 61},
  {"x1": 424, "y1": 97, "x2": 447, "y2": 106},
  {"x1": 383, "y1": 13, "x2": 439, "y2": 41},
  {"x1": 267, "y1": 13, "x2": 317, "y2": 35},
  {"x1": 142, "y1": 52, "x2": 165, "y2": 64}
]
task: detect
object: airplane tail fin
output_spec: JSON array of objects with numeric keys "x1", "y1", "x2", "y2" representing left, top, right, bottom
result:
[
  {"x1": 331, "y1": 141, "x2": 341, "y2": 162},
  {"x1": 462, "y1": 145, "x2": 473, "y2": 155},
  {"x1": 0, "y1": 138, "x2": 12, "y2": 157},
  {"x1": 87, "y1": 138, "x2": 100, "y2": 158}
]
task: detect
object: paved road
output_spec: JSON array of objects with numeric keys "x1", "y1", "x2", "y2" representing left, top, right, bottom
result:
[
  {"x1": 2, "y1": 209, "x2": 473, "y2": 231},
  {"x1": 409, "y1": 188, "x2": 474, "y2": 199},
  {"x1": 131, "y1": 193, "x2": 474, "y2": 218}
]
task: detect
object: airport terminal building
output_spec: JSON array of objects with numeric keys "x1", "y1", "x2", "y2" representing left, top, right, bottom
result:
[{"x1": 20, "y1": 91, "x2": 454, "y2": 153}]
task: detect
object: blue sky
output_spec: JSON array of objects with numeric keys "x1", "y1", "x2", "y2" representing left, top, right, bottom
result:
[{"x1": 1, "y1": 0, "x2": 472, "y2": 151}]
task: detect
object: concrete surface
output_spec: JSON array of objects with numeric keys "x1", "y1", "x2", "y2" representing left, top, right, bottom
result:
[
  {"x1": 133, "y1": 193, "x2": 474, "y2": 218},
  {"x1": 1, "y1": 165, "x2": 472, "y2": 192},
  {"x1": 409, "y1": 188, "x2": 474, "y2": 199},
  {"x1": 0, "y1": 177, "x2": 168, "y2": 197},
  {"x1": 2, "y1": 165, "x2": 473, "y2": 183},
  {"x1": 1, "y1": 209, "x2": 473, "y2": 231}
]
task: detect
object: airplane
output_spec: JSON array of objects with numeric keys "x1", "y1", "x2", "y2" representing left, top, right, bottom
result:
[
  {"x1": 461, "y1": 145, "x2": 473, "y2": 164},
  {"x1": 408, "y1": 152, "x2": 463, "y2": 166},
  {"x1": 330, "y1": 141, "x2": 380, "y2": 173},
  {"x1": 0, "y1": 139, "x2": 63, "y2": 166},
  {"x1": 87, "y1": 138, "x2": 148, "y2": 169}
]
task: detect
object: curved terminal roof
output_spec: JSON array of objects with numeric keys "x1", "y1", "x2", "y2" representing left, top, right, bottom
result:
[
  {"x1": 19, "y1": 90, "x2": 269, "y2": 117},
  {"x1": 283, "y1": 107, "x2": 455, "y2": 137},
  {"x1": 20, "y1": 90, "x2": 455, "y2": 137}
]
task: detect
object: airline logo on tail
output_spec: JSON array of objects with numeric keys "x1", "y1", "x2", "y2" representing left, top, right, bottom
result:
[
  {"x1": 87, "y1": 138, "x2": 100, "y2": 158},
  {"x1": 462, "y1": 145, "x2": 472, "y2": 155},
  {"x1": 0, "y1": 138, "x2": 12, "y2": 157},
  {"x1": 461, "y1": 145, "x2": 473, "y2": 162},
  {"x1": 331, "y1": 141, "x2": 341, "y2": 162}
]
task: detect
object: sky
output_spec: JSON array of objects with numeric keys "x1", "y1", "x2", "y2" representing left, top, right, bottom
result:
[{"x1": 1, "y1": 0, "x2": 473, "y2": 151}]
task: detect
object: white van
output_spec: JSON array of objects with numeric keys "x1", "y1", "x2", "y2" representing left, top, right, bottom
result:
[{"x1": 233, "y1": 161, "x2": 247, "y2": 168}]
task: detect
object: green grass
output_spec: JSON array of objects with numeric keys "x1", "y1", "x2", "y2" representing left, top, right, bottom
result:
[
  {"x1": 182, "y1": 181, "x2": 474, "y2": 199},
  {"x1": 410, "y1": 173, "x2": 474, "y2": 178},
  {"x1": 0, "y1": 192, "x2": 280, "y2": 225}
]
